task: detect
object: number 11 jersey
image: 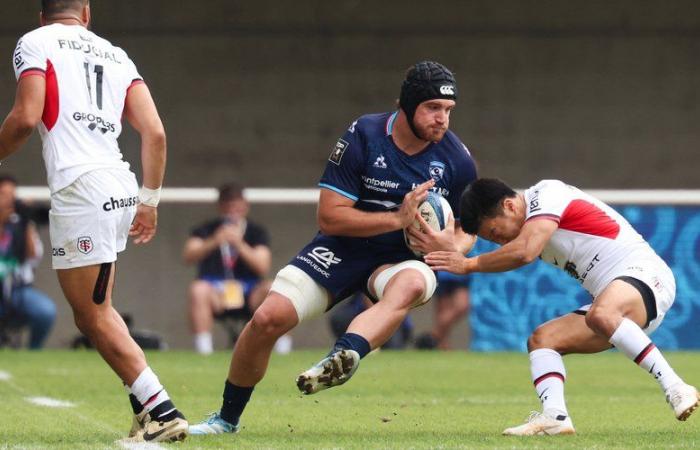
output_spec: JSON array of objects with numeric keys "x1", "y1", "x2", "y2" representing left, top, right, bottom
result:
[{"x1": 13, "y1": 23, "x2": 142, "y2": 193}]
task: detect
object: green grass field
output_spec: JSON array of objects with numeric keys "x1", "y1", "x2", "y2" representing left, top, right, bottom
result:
[{"x1": 1, "y1": 350, "x2": 699, "y2": 449}]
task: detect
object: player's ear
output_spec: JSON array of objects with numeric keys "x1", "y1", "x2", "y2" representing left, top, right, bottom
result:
[
  {"x1": 83, "y1": 4, "x2": 91, "y2": 27},
  {"x1": 502, "y1": 197, "x2": 515, "y2": 213}
]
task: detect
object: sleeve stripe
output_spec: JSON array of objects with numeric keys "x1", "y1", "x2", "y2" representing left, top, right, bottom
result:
[
  {"x1": 526, "y1": 213, "x2": 561, "y2": 223},
  {"x1": 318, "y1": 183, "x2": 359, "y2": 201},
  {"x1": 127, "y1": 79, "x2": 145, "y2": 92},
  {"x1": 18, "y1": 68, "x2": 46, "y2": 80}
]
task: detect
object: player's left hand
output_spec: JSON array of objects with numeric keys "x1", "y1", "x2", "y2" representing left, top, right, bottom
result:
[
  {"x1": 406, "y1": 212, "x2": 457, "y2": 254},
  {"x1": 129, "y1": 204, "x2": 157, "y2": 244},
  {"x1": 424, "y1": 251, "x2": 471, "y2": 274}
]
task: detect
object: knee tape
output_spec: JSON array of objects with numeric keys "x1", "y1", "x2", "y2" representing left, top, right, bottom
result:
[
  {"x1": 270, "y1": 265, "x2": 329, "y2": 323},
  {"x1": 370, "y1": 260, "x2": 437, "y2": 308}
]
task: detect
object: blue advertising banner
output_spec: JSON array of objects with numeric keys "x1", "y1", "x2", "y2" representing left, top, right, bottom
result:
[{"x1": 469, "y1": 205, "x2": 700, "y2": 351}]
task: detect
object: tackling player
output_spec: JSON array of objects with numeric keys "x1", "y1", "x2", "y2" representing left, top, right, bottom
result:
[
  {"x1": 189, "y1": 61, "x2": 478, "y2": 435},
  {"x1": 426, "y1": 178, "x2": 699, "y2": 435},
  {"x1": 0, "y1": 0, "x2": 187, "y2": 443}
]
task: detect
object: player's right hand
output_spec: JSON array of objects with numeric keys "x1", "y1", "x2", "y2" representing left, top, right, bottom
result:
[
  {"x1": 130, "y1": 204, "x2": 157, "y2": 244},
  {"x1": 396, "y1": 179, "x2": 435, "y2": 229}
]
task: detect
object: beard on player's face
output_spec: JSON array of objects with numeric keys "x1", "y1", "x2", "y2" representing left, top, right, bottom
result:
[{"x1": 413, "y1": 120, "x2": 448, "y2": 142}]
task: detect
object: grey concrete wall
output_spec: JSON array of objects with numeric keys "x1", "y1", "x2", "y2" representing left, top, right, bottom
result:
[{"x1": 0, "y1": 1, "x2": 697, "y2": 349}]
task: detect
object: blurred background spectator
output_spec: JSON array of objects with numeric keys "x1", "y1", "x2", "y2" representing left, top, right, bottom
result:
[
  {"x1": 0, "y1": 175, "x2": 55, "y2": 349},
  {"x1": 183, "y1": 183, "x2": 281, "y2": 354}
]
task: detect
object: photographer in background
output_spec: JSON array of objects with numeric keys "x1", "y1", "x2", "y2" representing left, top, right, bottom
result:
[
  {"x1": 183, "y1": 183, "x2": 274, "y2": 354},
  {"x1": 0, "y1": 175, "x2": 55, "y2": 349}
]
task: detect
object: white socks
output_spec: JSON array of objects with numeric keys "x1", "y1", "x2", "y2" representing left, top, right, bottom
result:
[
  {"x1": 194, "y1": 332, "x2": 213, "y2": 355},
  {"x1": 609, "y1": 318, "x2": 683, "y2": 391},
  {"x1": 130, "y1": 367, "x2": 171, "y2": 414},
  {"x1": 530, "y1": 348, "x2": 569, "y2": 417}
]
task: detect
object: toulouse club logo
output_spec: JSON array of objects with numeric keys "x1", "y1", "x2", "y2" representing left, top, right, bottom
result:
[{"x1": 77, "y1": 236, "x2": 94, "y2": 254}]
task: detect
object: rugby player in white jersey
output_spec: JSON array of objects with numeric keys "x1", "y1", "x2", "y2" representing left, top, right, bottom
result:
[
  {"x1": 0, "y1": 0, "x2": 187, "y2": 443},
  {"x1": 426, "y1": 178, "x2": 699, "y2": 436}
]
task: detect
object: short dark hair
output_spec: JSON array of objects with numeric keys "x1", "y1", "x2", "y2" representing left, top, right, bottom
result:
[
  {"x1": 218, "y1": 182, "x2": 244, "y2": 203},
  {"x1": 459, "y1": 178, "x2": 517, "y2": 234},
  {"x1": 41, "y1": 0, "x2": 88, "y2": 16},
  {"x1": 0, "y1": 174, "x2": 18, "y2": 186}
]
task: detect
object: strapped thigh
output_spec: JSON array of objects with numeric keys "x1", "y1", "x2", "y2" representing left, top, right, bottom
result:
[{"x1": 369, "y1": 260, "x2": 437, "y2": 308}]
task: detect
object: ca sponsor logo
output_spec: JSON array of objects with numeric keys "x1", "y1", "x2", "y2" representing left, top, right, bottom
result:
[
  {"x1": 73, "y1": 112, "x2": 116, "y2": 134},
  {"x1": 77, "y1": 236, "x2": 94, "y2": 255},
  {"x1": 307, "y1": 246, "x2": 342, "y2": 270},
  {"x1": 329, "y1": 139, "x2": 349, "y2": 165},
  {"x1": 439, "y1": 85, "x2": 455, "y2": 95},
  {"x1": 52, "y1": 248, "x2": 66, "y2": 257}
]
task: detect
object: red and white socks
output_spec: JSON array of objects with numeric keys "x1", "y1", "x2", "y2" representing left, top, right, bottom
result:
[
  {"x1": 530, "y1": 348, "x2": 569, "y2": 418},
  {"x1": 609, "y1": 318, "x2": 683, "y2": 392},
  {"x1": 129, "y1": 367, "x2": 179, "y2": 421}
]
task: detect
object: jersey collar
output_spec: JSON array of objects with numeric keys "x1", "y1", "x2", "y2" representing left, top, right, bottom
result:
[{"x1": 385, "y1": 111, "x2": 398, "y2": 136}]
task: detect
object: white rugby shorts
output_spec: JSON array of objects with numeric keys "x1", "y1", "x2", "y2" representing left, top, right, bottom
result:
[
  {"x1": 578, "y1": 257, "x2": 676, "y2": 335},
  {"x1": 50, "y1": 169, "x2": 138, "y2": 269}
]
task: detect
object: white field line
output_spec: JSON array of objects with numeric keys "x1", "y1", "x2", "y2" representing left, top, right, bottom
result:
[
  {"x1": 0, "y1": 369, "x2": 122, "y2": 438},
  {"x1": 25, "y1": 396, "x2": 76, "y2": 408},
  {"x1": 117, "y1": 442, "x2": 166, "y2": 450},
  {"x1": 0, "y1": 370, "x2": 12, "y2": 381}
]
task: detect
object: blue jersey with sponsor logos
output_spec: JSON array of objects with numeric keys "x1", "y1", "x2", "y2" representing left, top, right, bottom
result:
[{"x1": 318, "y1": 111, "x2": 477, "y2": 249}]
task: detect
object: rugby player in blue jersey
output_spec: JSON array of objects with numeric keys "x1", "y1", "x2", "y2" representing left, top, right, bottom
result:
[{"x1": 190, "y1": 61, "x2": 478, "y2": 435}]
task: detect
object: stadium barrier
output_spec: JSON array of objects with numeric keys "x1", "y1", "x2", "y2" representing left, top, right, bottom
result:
[{"x1": 19, "y1": 187, "x2": 700, "y2": 351}]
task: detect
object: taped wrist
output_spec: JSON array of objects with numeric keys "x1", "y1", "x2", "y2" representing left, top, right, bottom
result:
[{"x1": 138, "y1": 186, "x2": 161, "y2": 207}]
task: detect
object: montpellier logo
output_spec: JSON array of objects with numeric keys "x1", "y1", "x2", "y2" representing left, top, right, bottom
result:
[
  {"x1": 373, "y1": 155, "x2": 387, "y2": 169},
  {"x1": 429, "y1": 161, "x2": 445, "y2": 181},
  {"x1": 439, "y1": 85, "x2": 454, "y2": 95},
  {"x1": 77, "y1": 236, "x2": 94, "y2": 255},
  {"x1": 307, "y1": 247, "x2": 341, "y2": 269}
]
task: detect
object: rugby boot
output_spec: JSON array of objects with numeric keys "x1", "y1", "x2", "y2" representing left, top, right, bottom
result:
[
  {"x1": 128, "y1": 409, "x2": 149, "y2": 438},
  {"x1": 126, "y1": 410, "x2": 188, "y2": 443},
  {"x1": 666, "y1": 383, "x2": 700, "y2": 421},
  {"x1": 296, "y1": 349, "x2": 360, "y2": 395},
  {"x1": 189, "y1": 412, "x2": 240, "y2": 435},
  {"x1": 502, "y1": 410, "x2": 575, "y2": 436}
]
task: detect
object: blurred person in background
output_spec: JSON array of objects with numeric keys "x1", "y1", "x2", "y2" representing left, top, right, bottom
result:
[
  {"x1": 183, "y1": 183, "x2": 275, "y2": 355},
  {"x1": 0, "y1": 175, "x2": 56, "y2": 349},
  {"x1": 414, "y1": 271, "x2": 470, "y2": 350},
  {"x1": 0, "y1": 0, "x2": 187, "y2": 442}
]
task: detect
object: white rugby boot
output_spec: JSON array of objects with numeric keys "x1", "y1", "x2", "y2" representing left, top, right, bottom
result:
[
  {"x1": 502, "y1": 410, "x2": 575, "y2": 436},
  {"x1": 666, "y1": 383, "x2": 700, "y2": 421},
  {"x1": 127, "y1": 409, "x2": 149, "y2": 438},
  {"x1": 122, "y1": 411, "x2": 188, "y2": 443},
  {"x1": 296, "y1": 349, "x2": 360, "y2": 395}
]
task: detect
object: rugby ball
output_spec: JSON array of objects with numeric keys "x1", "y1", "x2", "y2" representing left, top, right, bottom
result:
[{"x1": 404, "y1": 192, "x2": 453, "y2": 256}]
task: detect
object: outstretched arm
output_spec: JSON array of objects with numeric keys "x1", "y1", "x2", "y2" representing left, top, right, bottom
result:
[
  {"x1": 0, "y1": 75, "x2": 45, "y2": 161},
  {"x1": 425, "y1": 218, "x2": 559, "y2": 274}
]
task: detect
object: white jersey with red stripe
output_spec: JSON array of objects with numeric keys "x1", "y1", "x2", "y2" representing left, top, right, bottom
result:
[
  {"x1": 525, "y1": 179, "x2": 661, "y2": 297},
  {"x1": 12, "y1": 23, "x2": 142, "y2": 193}
]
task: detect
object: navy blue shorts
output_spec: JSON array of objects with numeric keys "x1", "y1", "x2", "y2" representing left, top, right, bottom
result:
[
  {"x1": 289, "y1": 233, "x2": 418, "y2": 308},
  {"x1": 435, "y1": 271, "x2": 471, "y2": 296}
]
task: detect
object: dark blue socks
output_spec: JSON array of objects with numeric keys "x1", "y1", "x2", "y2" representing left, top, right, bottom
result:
[
  {"x1": 331, "y1": 332, "x2": 371, "y2": 359},
  {"x1": 220, "y1": 380, "x2": 254, "y2": 426}
]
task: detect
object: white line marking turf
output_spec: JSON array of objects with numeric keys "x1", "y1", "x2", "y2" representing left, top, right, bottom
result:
[
  {"x1": 117, "y1": 441, "x2": 166, "y2": 450},
  {"x1": 0, "y1": 370, "x2": 12, "y2": 381},
  {"x1": 25, "y1": 396, "x2": 76, "y2": 408}
]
